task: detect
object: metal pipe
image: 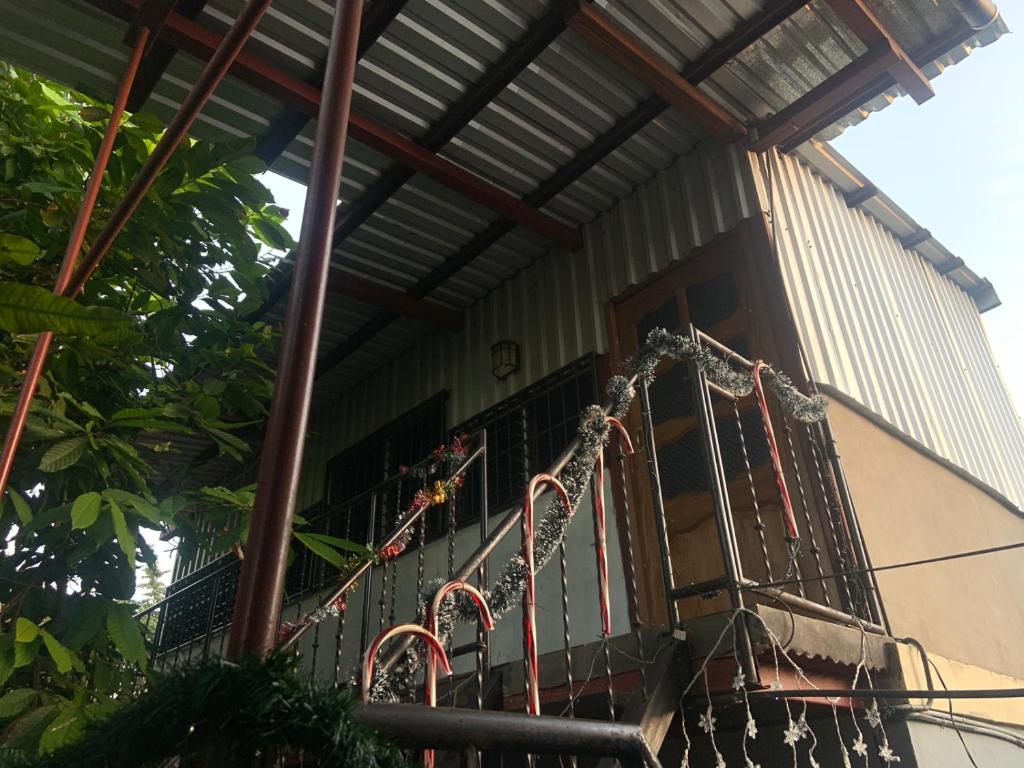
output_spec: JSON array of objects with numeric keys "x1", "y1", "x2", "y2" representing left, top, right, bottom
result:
[
  {"x1": 744, "y1": 580, "x2": 886, "y2": 635},
  {"x1": 64, "y1": 0, "x2": 274, "y2": 297},
  {"x1": 0, "y1": 29, "x2": 149, "y2": 500},
  {"x1": 227, "y1": 0, "x2": 364, "y2": 658},
  {"x1": 352, "y1": 704, "x2": 662, "y2": 768},
  {"x1": 819, "y1": 416, "x2": 890, "y2": 632},
  {"x1": 749, "y1": 687, "x2": 1024, "y2": 700},
  {"x1": 689, "y1": 327, "x2": 757, "y2": 682}
]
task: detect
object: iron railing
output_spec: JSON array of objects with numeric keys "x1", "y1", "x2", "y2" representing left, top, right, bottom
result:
[{"x1": 143, "y1": 327, "x2": 884, "y2": 722}]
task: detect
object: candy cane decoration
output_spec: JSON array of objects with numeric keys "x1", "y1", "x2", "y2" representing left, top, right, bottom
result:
[
  {"x1": 361, "y1": 624, "x2": 451, "y2": 704},
  {"x1": 752, "y1": 362, "x2": 800, "y2": 541},
  {"x1": 522, "y1": 473, "x2": 571, "y2": 715},
  {"x1": 424, "y1": 581, "x2": 494, "y2": 768},
  {"x1": 593, "y1": 417, "x2": 634, "y2": 637}
]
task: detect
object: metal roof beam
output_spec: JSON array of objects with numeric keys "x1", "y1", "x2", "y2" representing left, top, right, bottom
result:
[
  {"x1": 88, "y1": 0, "x2": 578, "y2": 247},
  {"x1": 253, "y1": 0, "x2": 409, "y2": 164},
  {"x1": 773, "y1": 20, "x2": 979, "y2": 153},
  {"x1": 124, "y1": 0, "x2": 209, "y2": 112},
  {"x1": 824, "y1": 0, "x2": 934, "y2": 104},
  {"x1": 749, "y1": 43, "x2": 899, "y2": 153},
  {"x1": 313, "y1": 0, "x2": 809, "y2": 381},
  {"x1": 565, "y1": 1, "x2": 745, "y2": 141}
]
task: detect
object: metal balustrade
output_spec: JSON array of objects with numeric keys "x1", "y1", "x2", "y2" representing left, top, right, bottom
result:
[{"x1": 139, "y1": 326, "x2": 885, "y2": 764}]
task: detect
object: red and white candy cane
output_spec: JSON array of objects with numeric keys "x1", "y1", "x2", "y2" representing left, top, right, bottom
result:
[
  {"x1": 593, "y1": 417, "x2": 634, "y2": 637},
  {"x1": 522, "y1": 473, "x2": 571, "y2": 715},
  {"x1": 361, "y1": 623, "x2": 451, "y2": 704},
  {"x1": 751, "y1": 361, "x2": 800, "y2": 541},
  {"x1": 424, "y1": 582, "x2": 494, "y2": 768}
]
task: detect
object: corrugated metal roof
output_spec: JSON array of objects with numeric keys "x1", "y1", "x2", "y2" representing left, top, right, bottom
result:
[{"x1": 0, "y1": 0, "x2": 1007, "y2": 484}]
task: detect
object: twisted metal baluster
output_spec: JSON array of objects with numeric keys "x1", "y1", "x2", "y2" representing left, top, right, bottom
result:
[
  {"x1": 615, "y1": 448, "x2": 648, "y2": 700},
  {"x1": 782, "y1": 418, "x2": 830, "y2": 606},
  {"x1": 334, "y1": 506, "x2": 352, "y2": 688},
  {"x1": 414, "y1": 515, "x2": 427, "y2": 704},
  {"x1": 476, "y1": 430, "x2": 490, "y2": 711},
  {"x1": 806, "y1": 429, "x2": 863, "y2": 615},
  {"x1": 733, "y1": 402, "x2": 773, "y2": 582},
  {"x1": 446, "y1": 491, "x2": 457, "y2": 706},
  {"x1": 386, "y1": 479, "x2": 401, "y2": 627},
  {"x1": 558, "y1": 536, "x2": 579, "y2": 768},
  {"x1": 378, "y1": 502, "x2": 392, "y2": 632},
  {"x1": 590, "y1": 473, "x2": 615, "y2": 723}
]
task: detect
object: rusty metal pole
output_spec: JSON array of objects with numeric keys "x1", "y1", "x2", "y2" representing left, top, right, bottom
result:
[
  {"x1": 63, "y1": 0, "x2": 274, "y2": 298},
  {"x1": 0, "y1": 30, "x2": 150, "y2": 501},
  {"x1": 227, "y1": 0, "x2": 364, "y2": 658}
]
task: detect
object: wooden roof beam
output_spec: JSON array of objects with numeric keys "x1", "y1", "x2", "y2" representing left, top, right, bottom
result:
[
  {"x1": 90, "y1": 0, "x2": 578, "y2": 248},
  {"x1": 748, "y1": 43, "x2": 899, "y2": 152},
  {"x1": 824, "y1": 0, "x2": 934, "y2": 104},
  {"x1": 565, "y1": 1, "x2": 745, "y2": 141}
]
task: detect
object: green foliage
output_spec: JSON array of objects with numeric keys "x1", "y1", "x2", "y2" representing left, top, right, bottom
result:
[
  {"x1": 0, "y1": 66, "x2": 293, "y2": 757},
  {"x1": 0, "y1": 653, "x2": 406, "y2": 768}
]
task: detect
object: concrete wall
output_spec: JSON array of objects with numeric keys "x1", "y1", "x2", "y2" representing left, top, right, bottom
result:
[{"x1": 827, "y1": 396, "x2": 1024, "y2": 680}]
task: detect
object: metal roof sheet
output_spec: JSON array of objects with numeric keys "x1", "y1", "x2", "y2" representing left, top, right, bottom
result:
[{"x1": 0, "y1": 0, "x2": 1007, "y2": 484}]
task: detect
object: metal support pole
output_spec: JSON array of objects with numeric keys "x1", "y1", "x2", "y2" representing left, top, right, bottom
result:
[
  {"x1": 64, "y1": 0, "x2": 275, "y2": 297},
  {"x1": 227, "y1": 0, "x2": 364, "y2": 657},
  {"x1": 688, "y1": 326, "x2": 757, "y2": 683},
  {"x1": 0, "y1": 30, "x2": 149, "y2": 500}
]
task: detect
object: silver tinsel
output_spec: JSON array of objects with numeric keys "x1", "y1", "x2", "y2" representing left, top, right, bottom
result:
[
  {"x1": 368, "y1": 329, "x2": 821, "y2": 698},
  {"x1": 630, "y1": 329, "x2": 826, "y2": 423}
]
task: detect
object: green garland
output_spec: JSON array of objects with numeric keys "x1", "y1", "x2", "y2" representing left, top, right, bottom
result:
[{"x1": 0, "y1": 653, "x2": 406, "y2": 768}]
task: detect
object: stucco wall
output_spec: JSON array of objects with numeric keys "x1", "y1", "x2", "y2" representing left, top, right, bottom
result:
[{"x1": 827, "y1": 396, "x2": 1024, "y2": 679}]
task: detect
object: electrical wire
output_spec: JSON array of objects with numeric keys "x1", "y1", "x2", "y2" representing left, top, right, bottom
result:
[
  {"x1": 739, "y1": 540, "x2": 1024, "y2": 592},
  {"x1": 929, "y1": 659, "x2": 980, "y2": 768}
]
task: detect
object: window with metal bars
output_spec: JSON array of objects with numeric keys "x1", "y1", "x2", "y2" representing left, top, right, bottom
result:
[{"x1": 453, "y1": 355, "x2": 597, "y2": 529}]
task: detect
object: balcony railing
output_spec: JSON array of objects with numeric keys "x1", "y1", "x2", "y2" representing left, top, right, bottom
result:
[{"x1": 139, "y1": 326, "x2": 885, "y2": 724}]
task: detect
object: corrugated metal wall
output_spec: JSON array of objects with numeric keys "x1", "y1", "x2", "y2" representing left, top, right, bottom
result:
[
  {"x1": 297, "y1": 140, "x2": 760, "y2": 509},
  {"x1": 763, "y1": 150, "x2": 1024, "y2": 508}
]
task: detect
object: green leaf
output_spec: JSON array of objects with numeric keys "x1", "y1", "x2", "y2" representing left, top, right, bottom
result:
[
  {"x1": 227, "y1": 155, "x2": 268, "y2": 175},
  {"x1": 102, "y1": 489, "x2": 163, "y2": 524},
  {"x1": 3, "y1": 704, "x2": 57, "y2": 751},
  {"x1": 299, "y1": 532, "x2": 375, "y2": 558},
  {"x1": 0, "y1": 689, "x2": 37, "y2": 719},
  {"x1": 130, "y1": 111, "x2": 165, "y2": 133},
  {"x1": 0, "y1": 233, "x2": 41, "y2": 265},
  {"x1": 294, "y1": 531, "x2": 347, "y2": 569},
  {"x1": 70, "y1": 491, "x2": 102, "y2": 529},
  {"x1": 250, "y1": 218, "x2": 295, "y2": 251},
  {"x1": 39, "y1": 436, "x2": 88, "y2": 472},
  {"x1": 5, "y1": 487, "x2": 32, "y2": 524},
  {"x1": 15, "y1": 617, "x2": 40, "y2": 642},
  {"x1": 106, "y1": 603, "x2": 147, "y2": 670},
  {"x1": 108, "y1": 500, "x2": 136, "y2": 562},
  {"x1": 0, "y1": 281, "x2": 132, "y2": 336},
  {"x1": 13, "y1": 638, "x2": 40, "y2": 668},
  {"x1": 39, "y1": 705, "x2": 85, "y2": 754},
  {"x1": 40, "y1": 630, "x2": 74, "y2": 674}
]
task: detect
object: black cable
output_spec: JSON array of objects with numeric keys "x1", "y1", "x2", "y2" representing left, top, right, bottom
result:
[
  {"x1": 741, "y1": 541, "x2": 1024, "y2": 592},
  {"x1": 929, "y1": 659, "x2": 980, "y2": 768}
]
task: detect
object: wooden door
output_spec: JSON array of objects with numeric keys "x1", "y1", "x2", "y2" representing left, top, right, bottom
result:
[{"x1": 607, "y1": 229, "x2": 797, "y2": 625}]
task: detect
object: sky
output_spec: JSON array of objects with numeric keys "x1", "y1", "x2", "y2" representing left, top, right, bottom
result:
[{"x1": 831, "y1": 0, "x2": 1024, "y2": 414}]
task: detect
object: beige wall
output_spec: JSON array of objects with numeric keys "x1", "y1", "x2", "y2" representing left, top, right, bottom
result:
[{"x1": 828, "y1": 396, "x2": 1024, "y2": 679}]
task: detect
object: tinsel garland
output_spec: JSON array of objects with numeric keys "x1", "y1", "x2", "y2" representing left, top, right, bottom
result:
[
  {"x1": 0, "y1": 653, "x2": 405, "y2": 768},
  {"x1": 629, "y1": 329, "x2": 826, "y2": 423},
  {"x1": 370, "y1": 330, "x2": 823, "y2": 699}
]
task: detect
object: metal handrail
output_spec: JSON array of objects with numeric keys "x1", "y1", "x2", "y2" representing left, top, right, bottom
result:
[
  {"x1": 373, "y1": 371, "x2": 639, "y2": 676},
  {"x1": 279, "y1": 437, "x2": 488, "y2": 650}
]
